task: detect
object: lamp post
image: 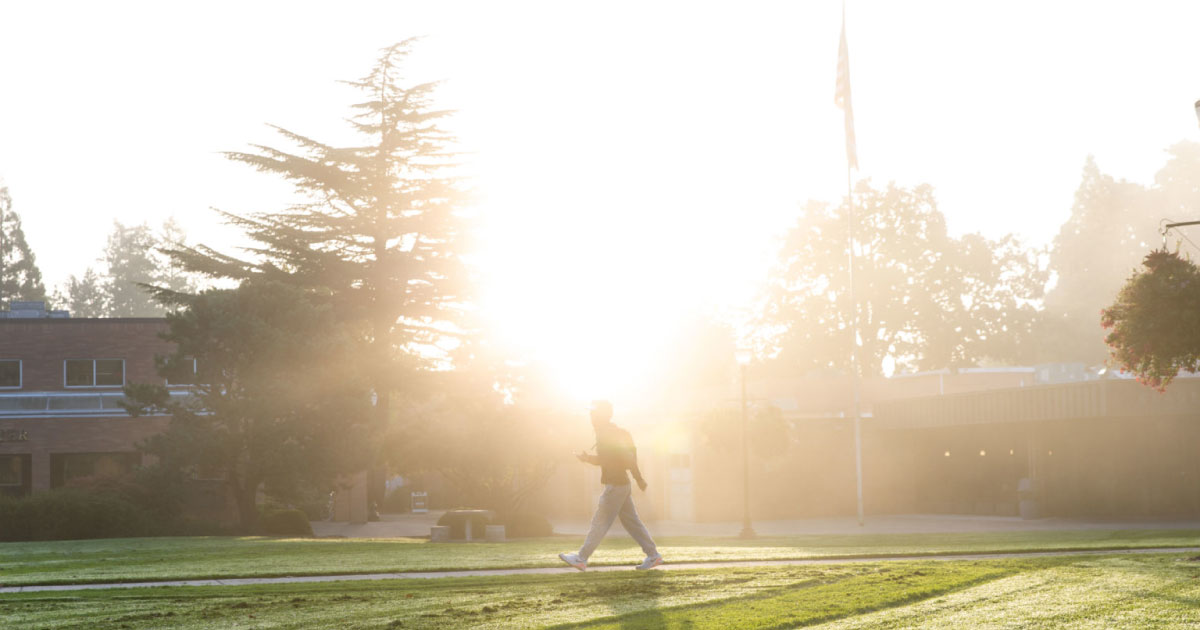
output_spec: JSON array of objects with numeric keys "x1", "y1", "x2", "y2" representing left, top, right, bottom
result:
[{"x1": 735, "y1": 348, "x2": 756, "y2": 539}]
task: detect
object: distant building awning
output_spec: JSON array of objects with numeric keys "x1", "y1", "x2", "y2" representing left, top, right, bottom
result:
[{"x1": 873, "y1": 378, "x2": 1200, "y2": 429}]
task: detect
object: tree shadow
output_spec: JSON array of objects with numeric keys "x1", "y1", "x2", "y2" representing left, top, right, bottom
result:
[
  {"x1": 549, "y1": 570, "x2": 674, "y2": 630},
  {"x1": 604, "y1": 570, "x2": 670, "y2": 630}
]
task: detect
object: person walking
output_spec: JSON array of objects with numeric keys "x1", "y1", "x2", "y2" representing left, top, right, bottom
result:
[{"x1": 559, "y1": 400, "x2": 663, "y2": 571}]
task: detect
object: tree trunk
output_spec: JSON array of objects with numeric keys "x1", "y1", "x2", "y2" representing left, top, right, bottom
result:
[{"x1": 233, "y1": 478, "x2": 261, "y2": 533}]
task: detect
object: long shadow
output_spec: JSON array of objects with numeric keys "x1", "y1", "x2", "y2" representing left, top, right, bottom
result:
[
  {"x1": 608, "y1": 571, "x2": 668, "y2": 630},
  {"x1": 554, "y1": 557, "x2": 1085, "y2": 630},
  {"x1": 545, "y1": 569, "x2": 671, "y2": 630}
]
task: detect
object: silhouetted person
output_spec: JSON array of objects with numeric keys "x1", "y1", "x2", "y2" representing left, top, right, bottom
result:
[{"x1": 559, "y1": 400, "x2": 662, "y2": 571}]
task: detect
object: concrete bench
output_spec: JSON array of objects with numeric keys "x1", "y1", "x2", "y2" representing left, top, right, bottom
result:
[{"x1": 485, "y1": 525, "x2": 506, "y2": 542}]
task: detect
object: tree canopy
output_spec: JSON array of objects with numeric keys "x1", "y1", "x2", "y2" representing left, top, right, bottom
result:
[
  {"x1": 168, "y1": 40, "x2": 469, "y2": 361},
  {"x1": 762, "y1": 181, "x2": 1043, "y2": 377},
  {"x1": 1041, "y1": 158, "x2": 1158, "y2": 363},
  {"x1": 0, "y1": 185, "x2": 47, "y2": 308},
  {"x1": 51, "y1": 219, "x2": 197, "y2": 318},
  {"x1": 125, "y1": 280, "x2": 370, "y2": 531},
  {"x1": 162, "y1": 40, "x2": 471, "y2": 506},
  {"x1": 1042, "y1": 145, "x2": 1200, "y2": 364},
  {"x1": 60, "y1": 268, "x2": 106, "y2": 318}
]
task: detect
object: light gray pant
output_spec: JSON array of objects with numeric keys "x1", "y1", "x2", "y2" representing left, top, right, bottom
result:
[{"x1": 579, "y1": 483, "x2": 658, "y2": 561}]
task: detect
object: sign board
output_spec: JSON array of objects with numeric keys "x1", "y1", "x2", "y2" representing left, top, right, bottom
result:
[
  {"x1": 0, "y1": 429, "x2": 29, "y2": 443},
  {"x1": 411, "y1": 491, "x2": 428, "y2": 513}
]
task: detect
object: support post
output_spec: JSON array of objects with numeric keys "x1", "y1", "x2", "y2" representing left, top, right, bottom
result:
[{"x1": 739, "y1": 362, "x2": 756, "y2": 538}]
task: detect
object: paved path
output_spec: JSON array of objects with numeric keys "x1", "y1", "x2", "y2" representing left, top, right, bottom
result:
[
  {"x1": 4, "y1": 547, "x2": 1196, "y2": 594},
  {"x1": 314, "y1": 513, "x2": 1200, "y2": 539}
]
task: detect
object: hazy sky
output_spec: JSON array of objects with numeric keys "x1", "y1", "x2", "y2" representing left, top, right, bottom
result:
[{"x1": 2, "y1": 1, "x2": 1199, "y2": 399}]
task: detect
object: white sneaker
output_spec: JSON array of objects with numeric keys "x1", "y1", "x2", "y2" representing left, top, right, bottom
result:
[
  {"x1": 635, "y1": 553, "x2": 663, "y2": 570},
  {"x1": 559, "y1": 552, "x2": 587, "y2": 571}
]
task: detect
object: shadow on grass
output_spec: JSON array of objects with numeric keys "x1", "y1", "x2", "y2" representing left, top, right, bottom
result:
[
  {"x1": 546, "y1": 570, "x2": 669, "y2": 630},
  {"x1": 552, "y1": 558, "x2": 1082, "y2": 630}
]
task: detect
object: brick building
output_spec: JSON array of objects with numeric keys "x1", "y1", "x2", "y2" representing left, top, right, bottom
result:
[{"x1": 0, "y1": 302, "x2": 181, "y2": 498}]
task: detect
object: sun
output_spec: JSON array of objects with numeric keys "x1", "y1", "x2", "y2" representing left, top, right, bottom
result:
[{"x1": 477, "y1": 270, "x2": 669, "y2": 406}]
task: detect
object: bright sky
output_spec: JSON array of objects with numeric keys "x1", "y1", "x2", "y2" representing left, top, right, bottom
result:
[{"x1": 2, "y1": 1, "x2": 1199, "y2": 403}]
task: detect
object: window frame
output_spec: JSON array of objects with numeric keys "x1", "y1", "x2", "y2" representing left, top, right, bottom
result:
[
  {"x1": 63, "y1": 359, "x2": 125, "y2": 388},
  {"x1": 0, "y1": 360, "x2": 21, "y2": 389}
]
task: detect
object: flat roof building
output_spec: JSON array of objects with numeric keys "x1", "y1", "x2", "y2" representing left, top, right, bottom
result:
[{"x1": 0, "y1": 302, "x2": 181, "y2": 497}]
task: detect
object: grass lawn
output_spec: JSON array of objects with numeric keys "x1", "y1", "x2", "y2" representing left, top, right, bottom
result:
[
  {"x1": 4, "y1": 554, "x2": 1200, "y2": 629},
  {"x1": 2, "y1": 529, "x2": 1200, "y2": 586}
]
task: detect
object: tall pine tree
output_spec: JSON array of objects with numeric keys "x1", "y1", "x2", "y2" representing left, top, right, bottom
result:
[
  {"x1": 167, "y1": 40, "x2": 470, "y2": 504},
  {"x1": 103, "y1": 221, "x2": 161, "y2": 317},
  {"x1": 87, "y1": 219, "x2": 199, "y2": 317},
  {"x1": 0, "y1": 184, "x2": 47, "y2": 309},
  {"x1": 61, "y1": 267, "x2": 108, "y2": 317}
]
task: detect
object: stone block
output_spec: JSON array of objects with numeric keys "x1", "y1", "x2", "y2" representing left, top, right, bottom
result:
[
  {"x1": 430, "y1": 526, "x2": 451, "y2": 543},
  {"x1": 485, "y1": 525, "x2": 506, "y2": 542}
]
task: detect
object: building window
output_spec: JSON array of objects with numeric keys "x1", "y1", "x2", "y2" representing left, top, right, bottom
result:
[
  {"x1": 96, "y1": 359, "x2": 124, "y2": 386},
  {"x1": 0, "y1": 454, "x2": 31, "y2": 498},
  {"x1": 0, "y1": 360, "x2": 20, "y2": 388},
  {"x1": 50, "y1": 452, "x2": 139, "y2": 488},
  {"x1": 64, "y1": 359, "x2": 125, "y2": 387},
  {"x1": 0, "y1": 455, "x2": 22, "y2": 486},
  {"x1": 165, "y1": 358, "x2": 197, "y2": 386}
]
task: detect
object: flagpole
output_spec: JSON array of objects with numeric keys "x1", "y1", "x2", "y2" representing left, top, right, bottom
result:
[
  {"x1": 836, "y1": 2, "x2": 865, "y2": 528},
  {"x1": 847, "y1": 161, "x2": 864, "y2": 528}
]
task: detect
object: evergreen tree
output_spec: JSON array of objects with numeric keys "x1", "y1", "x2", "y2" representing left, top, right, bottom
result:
[
  {"x1": 0, "y1": 185, "x2": 48, "y2": 308},
  {"x1": 166, "y1": 40, "x2": 469, "y2": 504},
  {"x1": 153, "y1": 218, "x2": 197, "y2": 296},
  {"x1": 100, "y1": 219, "x2": 198, "y2": 317},
  {"x1": 62, "y1": 267, "x2": 108, "y2": 317},
  {"x1": 103, "y1": 221, "x2": 161, "y2": 317}
]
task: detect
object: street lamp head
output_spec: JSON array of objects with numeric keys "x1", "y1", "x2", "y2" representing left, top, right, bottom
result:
[
  {"x1": 735, "y1": 349, "x2": 752, "y2": 367},
  {"x1": 1195, "y1": 99, "x2": 1200, "y2": 128}
]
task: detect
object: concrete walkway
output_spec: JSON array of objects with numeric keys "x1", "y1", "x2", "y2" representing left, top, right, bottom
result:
[
  {"x1": 312, "y1": 512, "x2": 1200, "y2": 539},
  {"x1": 4, "y1": 546, "x2": 1196, "y2": 594}
]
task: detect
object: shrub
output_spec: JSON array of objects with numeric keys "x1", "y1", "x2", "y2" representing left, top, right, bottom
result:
[
  {"x1": 295, "y1": 495, "x2": 331, "y2": 521},
  {"x1": 261, "y1": 508, "x2": 314, "y2": 537},
  {"x1": 437, "y1": 509, "x2": 491, "y2": 539},
  {"x1": 497, "y1": 511, "x2": 553, "y2": 538},
  {"x1": 0, "y1": 488, "x2": 153, "y2": 542},
  {"x1": 171, "y1": 518, "x2": 237, "y2": 537}
]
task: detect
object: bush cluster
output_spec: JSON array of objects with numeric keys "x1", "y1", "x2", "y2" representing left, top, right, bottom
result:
[
  {"x1": 0, "y1": 488, "x2": 153, "y2": 541},
  {"x1": 0, "y1": 471, "x2": 234, "y2": 542},
  {"x1": 260, "y1": 508, "x2": 314, "y2": 537}
]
